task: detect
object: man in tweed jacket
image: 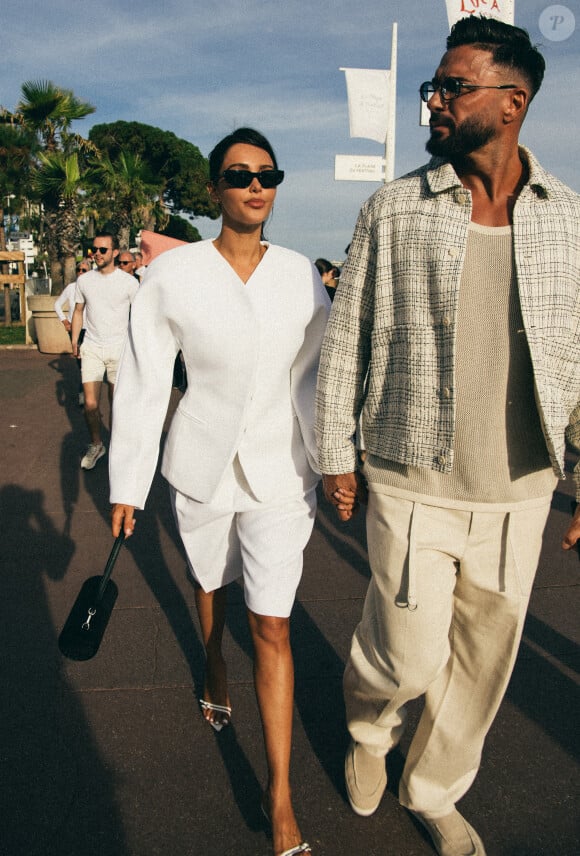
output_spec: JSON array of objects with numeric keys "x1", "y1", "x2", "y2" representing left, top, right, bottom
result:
[{"x1": 315, "y1": 16, "x2": 579, "y2": 856}]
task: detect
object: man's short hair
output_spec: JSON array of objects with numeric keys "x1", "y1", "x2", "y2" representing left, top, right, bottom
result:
[
  {"x1": 94, "y1": 231, "x2": 120, "y2": 250},
  {"x1": 447, "y1": 15, "x2": 545, "y2": 100}
]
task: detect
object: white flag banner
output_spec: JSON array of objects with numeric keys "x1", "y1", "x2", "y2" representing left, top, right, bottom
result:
[
  {"x1": 445, "y1": 0, "x2": 515, "y2": 29},
  {"x1": 343, "y1": 68, "x2": 391, "y2": 144}
]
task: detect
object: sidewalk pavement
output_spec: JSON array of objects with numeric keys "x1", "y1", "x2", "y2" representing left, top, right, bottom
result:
[{"x1": 1, "y1": 347, "x2": 578, "y2": 856}]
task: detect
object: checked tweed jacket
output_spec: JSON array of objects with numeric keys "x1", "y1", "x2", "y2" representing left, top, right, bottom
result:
[{"x1": 315, "y1": 147, "x2": 580, "y2": 499}]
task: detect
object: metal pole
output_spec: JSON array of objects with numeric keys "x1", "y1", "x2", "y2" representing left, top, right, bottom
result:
[{"x1": 385, "y1": 23, "x2": 397, "y2": 183}]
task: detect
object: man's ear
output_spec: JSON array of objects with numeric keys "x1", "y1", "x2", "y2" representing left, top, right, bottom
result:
[{"x1": 504, "y1": 87, "x2": 528, "y2": 124}]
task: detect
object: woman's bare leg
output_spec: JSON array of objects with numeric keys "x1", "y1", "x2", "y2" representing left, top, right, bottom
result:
[
  {"x1": 194, "y1": 584, "x2": 231, "y2": 728},
  {"x1": 248, "y1": 609, "x2": 310, "y2": 855}
]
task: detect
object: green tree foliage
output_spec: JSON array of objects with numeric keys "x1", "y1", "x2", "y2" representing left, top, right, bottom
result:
[
  {"x1": 5, "y1": 80, "x2": 97, "y2": 291},
  {"x1": 89, "y1": 121, "x2": 219, "y2": 221},
  {"x1": 0, "y1": 87, "x2": 216, "y2": 288},
  {"x1": 17, "y1": 80, "x2": 95, "y2": 152},
  {"x1": 32, "y1": 150, "x2": 83, "y2": 285},
  {"x1": 86, "y1": 150, "x2": 164, "y2": 249},
  {"x1": 160, "y1": 214, "x2": 201, "y2": 243},
  {"x1": 0, "y1": 116, "x2": 37, "y2": 250}
]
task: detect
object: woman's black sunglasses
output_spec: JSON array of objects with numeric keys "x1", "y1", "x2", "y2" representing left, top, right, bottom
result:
[{"x1": 219, "y1": 169, "x2": 285, "y2": 189}]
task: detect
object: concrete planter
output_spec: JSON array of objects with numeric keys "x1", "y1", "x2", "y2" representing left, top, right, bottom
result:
[{"x1": 27, "y1": 294, "x2": 72, "y2": 354}]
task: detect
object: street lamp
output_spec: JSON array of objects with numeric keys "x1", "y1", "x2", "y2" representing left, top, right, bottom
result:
[{"x1": 4, "y1": 194, "x2": 15, "y2": 239}]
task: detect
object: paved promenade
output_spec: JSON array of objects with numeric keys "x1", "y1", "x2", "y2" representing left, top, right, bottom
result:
[{"x1": 1, "y1": 347, "x2": 578, "y2": 856}]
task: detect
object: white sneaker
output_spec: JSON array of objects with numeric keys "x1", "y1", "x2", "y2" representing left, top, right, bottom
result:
[{"x1": 81, "y1": 443, "x2": 106, "y2": 470}]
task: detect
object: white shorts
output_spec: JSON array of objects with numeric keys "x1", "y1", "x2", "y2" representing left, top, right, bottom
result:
[
  {"x1": 170, "y1": 456, "x2": 317, "y2": 617},
  {"x1": 80, "y1": 341, "x2": 123, "y2": 384}
]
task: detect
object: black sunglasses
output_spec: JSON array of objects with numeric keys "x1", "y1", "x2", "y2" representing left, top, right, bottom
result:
[
  {"x1": 91, "y1": 245, "x2": 110, "y2": 254},
  {"x1": 419, "y1": 77, "x2": 517, "y2": 103},
  {"x1": 118, "y1": 260, "x2": 133, "y2": 265},
  {"x1": 219, "y1": 169, "x2": 285, "y2": 189}
]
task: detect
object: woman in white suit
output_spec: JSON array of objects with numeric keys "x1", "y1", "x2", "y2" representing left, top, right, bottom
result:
[{"x1": 110, "y1": 128, "x2": 330, "y2": 856}]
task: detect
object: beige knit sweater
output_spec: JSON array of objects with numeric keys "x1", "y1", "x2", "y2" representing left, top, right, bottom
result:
[{"x1": 366, "y1": 223, "x2": 556, "y2": 506}]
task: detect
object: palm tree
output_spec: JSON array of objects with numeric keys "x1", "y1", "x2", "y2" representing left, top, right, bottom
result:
[
  {"x1": 0, "y1": 117, "x2": 37, "y2": 251},
  {"x1": 87, "y1": 150, "x2": 166, "y2": 249},
  {"x1": 17, "y1": 80, "x2": 95, "y2": 153},
  {"x1": 33, "y1": 151, "x2": 83, "y2": 286},
  {"x1": 11, "y1": 80, "x2": 95, "y2": 292}
]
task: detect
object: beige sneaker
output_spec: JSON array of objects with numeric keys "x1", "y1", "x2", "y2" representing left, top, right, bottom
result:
[
  {"x1": 411, "y1": 808, "x2": 487, "y2": 856},
  {"x1": 344, "y1": 740, "x2": 387, "y2": 817},
  {"x1": 81, "y1": 443, "x2": 106, "y2": 470}
]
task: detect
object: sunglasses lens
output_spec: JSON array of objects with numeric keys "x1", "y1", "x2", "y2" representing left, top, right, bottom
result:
[
  {"x1": 442, "y1": 78, "x2": 461, "y2": 98},
  {"x1": 221, "y1": 169, "x2": 285, "y2": 189},
  {"x1": 259, "y1": 170, "x2": 284, "y2": 188},
  {"x1": 222, "y1": 170, "x2": 251, "y2": 188}
]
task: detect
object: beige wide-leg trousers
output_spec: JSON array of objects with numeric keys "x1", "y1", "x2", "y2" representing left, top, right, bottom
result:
[{"x1": 344, "y1": 490, "x2": 552, "y2": 818}]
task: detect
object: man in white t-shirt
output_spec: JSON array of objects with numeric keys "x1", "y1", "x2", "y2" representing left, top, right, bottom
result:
[{"x1": 71, "y1": 232, "x2": 139, "y2": 470}]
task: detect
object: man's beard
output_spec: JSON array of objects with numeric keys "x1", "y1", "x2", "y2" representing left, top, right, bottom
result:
[{"x1": 426, "y1": 116, "x2": 495, "y2": 157}]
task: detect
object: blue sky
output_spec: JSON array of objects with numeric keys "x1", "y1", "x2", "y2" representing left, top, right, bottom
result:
[{"x1": 3, "y1": 0, "x2": 578, "y2": 261}]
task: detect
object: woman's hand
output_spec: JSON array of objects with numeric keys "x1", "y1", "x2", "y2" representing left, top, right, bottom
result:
[
  {"x1": 322, "y1": 472, "x2": 367, "y2": 521},
  {"x1": 111, "y1": 503, "x2": 136, "y2": 538},
  {"x1": 562, "y1": 502, "x2": 580, "y2": 551}
]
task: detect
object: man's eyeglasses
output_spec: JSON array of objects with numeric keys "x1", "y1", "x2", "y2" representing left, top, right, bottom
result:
[
  {"x1": 77, "y1": 267, "x2": 89, "y2": 273},
  {"x1": 119, "y1": 260, "x2": 133, "y2": 266},
  {"x1": 419, "y1": 77, "x2": 517, "y2": 103},
  {"x1": 91, "y1": 246, "x2": 110, "y2": 254},
  {"x1": 219, "y1": 169, "x2": 285, "y2": 189}
]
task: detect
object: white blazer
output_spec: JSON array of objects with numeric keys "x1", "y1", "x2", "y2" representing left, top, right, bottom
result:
[{"x1": 109, "y1": 240, "x2": 330, "y2": 509}]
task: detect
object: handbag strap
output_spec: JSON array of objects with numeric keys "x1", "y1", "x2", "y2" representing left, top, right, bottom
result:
[{"x1": 96, "y1": 531, "x2": 125, "y2": 603}]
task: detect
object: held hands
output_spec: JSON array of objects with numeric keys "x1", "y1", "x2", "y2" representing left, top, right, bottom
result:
[
  {"x1": 111, "y1": 503, "x2": 136, "y2": 539},
  {"x1": 322, "y1": 472, "x2": 368, "y2": 521},
  {"x1": 562, "y1": 502, "x2": 580, "y2": 552}
]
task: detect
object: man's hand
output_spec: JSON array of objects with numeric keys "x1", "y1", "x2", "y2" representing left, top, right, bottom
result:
[
  {"x1": 322, "y1": 472, "x2": 367, "y2": 521},
  {"x1": 562, "y1": 502, "x2": 580, "y2": 551},
  {"x1": 111, "y1": 503, "x2": 136, "y2": 538}
]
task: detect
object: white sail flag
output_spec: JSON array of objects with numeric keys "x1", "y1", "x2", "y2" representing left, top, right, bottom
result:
[
  {"x1": 445, "y1": 0, "x2": 514, "y2": 29},
  {"x1": 343, "y1": 68, "x2": 391, "y2": 144}
]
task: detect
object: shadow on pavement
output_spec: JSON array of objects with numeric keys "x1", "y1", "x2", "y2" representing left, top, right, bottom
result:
[
  {"x1": 50, "y1": 354, "x2": 268, "y2": 840},
  {"x1": 0, "y1": 484, "x2": 126, "y2": 856}
]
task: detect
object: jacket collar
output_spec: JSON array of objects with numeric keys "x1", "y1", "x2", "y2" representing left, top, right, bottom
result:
[{"x1": 425, "y1": 146, "x2": 553, "y2": 200}]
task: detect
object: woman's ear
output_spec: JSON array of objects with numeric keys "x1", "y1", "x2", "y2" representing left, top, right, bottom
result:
[{"x1": 207, "y1": 181, "x2": 220, "y2": 205}]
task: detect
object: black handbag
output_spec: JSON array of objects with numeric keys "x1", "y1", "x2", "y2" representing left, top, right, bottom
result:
[{"x1": 58, "y1": 532, "x2": 124, "y2": 660}]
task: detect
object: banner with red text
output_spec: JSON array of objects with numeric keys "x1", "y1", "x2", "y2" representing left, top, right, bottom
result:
[{"x1": 445, "y1": 0, "x2": 514, "y2": 29}]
